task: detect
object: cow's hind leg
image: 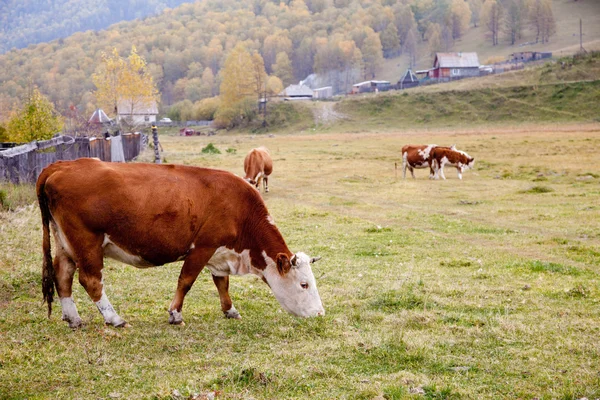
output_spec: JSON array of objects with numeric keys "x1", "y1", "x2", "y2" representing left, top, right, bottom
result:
[
  {"x1": 168, "y1": 248, "x2": 215, "y2": 325},
  {"x1": 75, "y1": 238, "x2": 127, "y2": 327},
  {"x1": 212, "y1": 275, "x2": 241, "y2": 319},
  {"x1": 263, "y1": 175, "x2": 269, "y2": 193},
  {"x1": 52, "y1": 229, "x2": 82, "y2": 328}
]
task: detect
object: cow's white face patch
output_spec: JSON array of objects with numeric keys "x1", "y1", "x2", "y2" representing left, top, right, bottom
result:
[
  {"x1": 102, "y1": 234, "x2": 154, "y2": 268},
  {"x1": 267, "y1": 215, "x2": 275, "y2": 225},
  {"x1": 261, "y1": 252, "x2": 324, "y2": 318}
]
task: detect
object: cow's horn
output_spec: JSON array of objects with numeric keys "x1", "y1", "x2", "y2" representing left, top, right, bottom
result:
[
  {"x1": 310, "y1": 256, "x2": 322, "y2": 264},
  {"x1": 290, "y1": 254, "x2": 297, "y2": 266}
]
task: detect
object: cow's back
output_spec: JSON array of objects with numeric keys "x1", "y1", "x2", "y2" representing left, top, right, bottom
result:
[{"x1": 244, "y1": 147, "x2": 272, "y2": 178}]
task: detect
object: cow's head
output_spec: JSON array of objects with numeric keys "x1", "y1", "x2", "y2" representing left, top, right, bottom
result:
[
  {"x1": 263, "y1": 252, "x2": 324, "y2": 317},
  {"x1": 244, "y1": 178, "x2": 259, "y2": 189}
]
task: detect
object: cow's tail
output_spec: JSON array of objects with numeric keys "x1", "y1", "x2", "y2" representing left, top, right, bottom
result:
[{"x1": 36, "y1": 169, "x2": 55, "y2": 318}]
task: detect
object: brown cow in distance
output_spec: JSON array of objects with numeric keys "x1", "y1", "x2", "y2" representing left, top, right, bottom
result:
[
  {"x1": 402, "y1": 144, "x2": 455, "y2": 179},
  {"x1": 244, "y1": 146, "x2": 273, "y2": 192},
  {"x1": 36, "y1": 158, "x2": 324, "y2": 329},
  {"x1": 430, "y1": 146, "x2": 475, "y2": 180}
]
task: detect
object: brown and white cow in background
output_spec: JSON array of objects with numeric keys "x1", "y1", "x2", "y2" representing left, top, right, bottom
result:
[
  {"x1": 402, "y1": 144, "x2": 456, "y2": 179},
  {"x1": 244, "y1": 146, "x2": 273, "y2": 192},
  {"x1": 430, "y1": 146, "x2": 475, "y2": 180},
  {"x1": 36, "y1": 158, "x2": 324, "y2": 329}
]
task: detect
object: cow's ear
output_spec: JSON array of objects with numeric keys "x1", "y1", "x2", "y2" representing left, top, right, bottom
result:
[{"x1": 276, "y1": 253, "x2": 292, "y2": 276}]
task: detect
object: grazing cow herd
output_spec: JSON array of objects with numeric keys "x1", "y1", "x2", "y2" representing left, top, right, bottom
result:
[
  {"x1": 36, "y1": 140, "x2": 473, "y2": 329},
  {"x1": 402, "y1": 144, "x2": 474, "y2": 180}
]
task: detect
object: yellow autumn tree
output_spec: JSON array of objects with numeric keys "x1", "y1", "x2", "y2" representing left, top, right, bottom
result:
[
  {"x1": 7, "y1": 86, "x2": 64, "y2": 143},
  {"x1": 92, "y1": 46, "x2": 158, "y2": 122},
  {"x1": 215, "y1": 43, "x2": 259, "y2": 128}
]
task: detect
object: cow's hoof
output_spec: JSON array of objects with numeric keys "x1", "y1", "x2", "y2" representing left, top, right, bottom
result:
[
  {"x1": 168, "y1": 310, "x2": 184, "y2": 325},
  {"x1": 109, "y1": 320, "x2": 130, "y2": 328},
  {"x1": 66, "y1": 317, "x2": 83, "y2": 329},
  {"x1": 224, "y1": 307, "x2": 241, "y2": 320}
]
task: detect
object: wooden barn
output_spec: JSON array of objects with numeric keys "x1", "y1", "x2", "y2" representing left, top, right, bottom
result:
[
  {"x1": 398, "y1": 69, "x2": 419, "y2": 89},
  {"x1": 351, "y1": 80, "x2": 391, "y2": 94},
  {"x1": 422, "y1": 52, "x2": 480, "y2": 81}
]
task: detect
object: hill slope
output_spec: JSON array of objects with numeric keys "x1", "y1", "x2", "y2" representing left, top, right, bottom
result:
[{"x1": 0, "y1": 0, "x2": 191, "y2": 54}]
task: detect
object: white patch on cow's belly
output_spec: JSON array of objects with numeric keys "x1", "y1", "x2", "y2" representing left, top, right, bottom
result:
[
  {"x1": 206, "y1": 246, "x2": 261, "y2": 277},
  {"x1": 102, "y1": 234, "x2": 154, "y2": 268}
]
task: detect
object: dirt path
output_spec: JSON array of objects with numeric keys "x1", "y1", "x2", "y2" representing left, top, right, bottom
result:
[{"x1": 312, "y1": 102, "x2": 346, "y2": 125}]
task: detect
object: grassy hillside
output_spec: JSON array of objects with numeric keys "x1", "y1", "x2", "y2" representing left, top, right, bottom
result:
[{"x1": 262, "y1": 52, "x2": 600, "y2": 134}]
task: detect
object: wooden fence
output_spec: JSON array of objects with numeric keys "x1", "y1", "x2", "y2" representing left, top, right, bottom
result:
[{"x1": 0, "y1": 133, "x2": 144, "y2": 184}]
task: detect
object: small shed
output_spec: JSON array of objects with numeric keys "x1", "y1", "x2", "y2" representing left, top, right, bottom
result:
[
  {"x1": 281, "y1": 84, "x2": 313, "y2": 100},
  {"x1": 429, "y1": 52, "x2": 480, "y2": 80},
  {"x1": 398, "y1": 69, "x2": 419, "y2": 89},
  {"x1": 313, "y1": 86, "x2": 333, "y2": 99},
  {"x1": 117, "y1": 99, "x2": 158, "y2": 125},
  {"x1": 351, "y1": 80, "x2": 391, "y2": 94},
  {"x1": 509, "y1": 51, "x2": 552, "y2": 63}
]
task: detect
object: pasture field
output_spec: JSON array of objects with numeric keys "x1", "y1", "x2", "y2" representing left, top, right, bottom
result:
[{"x1": 1, "y1": 123, "x2": 599, "y2": 399}]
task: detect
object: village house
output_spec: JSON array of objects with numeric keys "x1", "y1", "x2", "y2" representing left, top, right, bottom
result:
[
  {"x1": 417, "y1": 52, "x2": 480, "y2": 82},
  {"x1": 280, "y1": 84, "x2": 313, "y2": 100},
  {"x1": 398, "y1": 69, "x2": 419, "y2": 89},
  {"x1": 117, "y1": 99, "x2": 158, "y2": 125}
]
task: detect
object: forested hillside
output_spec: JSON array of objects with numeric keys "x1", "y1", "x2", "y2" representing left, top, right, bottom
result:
[
  {"x1": 0, "y1": 0, "x2": 191, "y2": 54},
  {"x1": 0, "y1": 0, "x2": 596, "y2": 123}
]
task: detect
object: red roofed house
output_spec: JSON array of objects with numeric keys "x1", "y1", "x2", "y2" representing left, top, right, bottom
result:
[{"x1": 422, "y1": 52, "x2": 480, "y2": 81}]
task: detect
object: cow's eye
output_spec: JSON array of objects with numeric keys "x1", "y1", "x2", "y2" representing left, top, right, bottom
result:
[{"x1": 300, "y1": 282, "x2": 309, "y2": 290}]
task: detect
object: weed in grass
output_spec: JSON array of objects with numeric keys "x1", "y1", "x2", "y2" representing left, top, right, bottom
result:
[
  {"x1": 518, "y1": 260, "x2": 581, "y2": 276},
  {"x1": 521, "y1": 185, "x2": 554, "y2": 193},
  {"x1": 440, "y1": 259, "x2": 473, "y2": 268},
  {"x1": 201, "y1": 143, "x2": 221, "y2": 154},
  {"x1": 383, "y1": 385, "x2": 407, "y2": 399},
  {"x1": 566, "y1": 284, "x2": 589, "y2": 298},
  {"x1": 422, "y1": 384, "x2": 460, "y2": 399},
  {"x1": 225, "y1": 147, "x2": 237, "y2": 154}
]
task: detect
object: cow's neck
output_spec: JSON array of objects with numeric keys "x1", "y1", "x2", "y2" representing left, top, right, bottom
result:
[{"x1": 238, "y1": 213, "x2": 291, "y2": 270}]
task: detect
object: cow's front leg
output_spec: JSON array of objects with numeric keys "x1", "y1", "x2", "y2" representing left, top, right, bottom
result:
[
  {"x1": 457, "y1": 167, "x2": 463, "y2": 180},
  {"x1": 169, "y1": 248, "x2": 215, "y2": 325},
  {"x1": 212, "y1": 275, "x2": 241, "y2": 319}
]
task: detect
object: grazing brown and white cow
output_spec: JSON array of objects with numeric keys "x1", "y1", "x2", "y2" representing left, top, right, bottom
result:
[
  {"x1": 36, "y1": 158, "x2": 324, "y2": 328},
  {"x1": 244, "y1": 146, "x2": 273, "y2": 192},
  {"x1": 430, "y1": 146, "x2": 474, "y2": 180},
  {"x1": 402, "y1": 144, "x2": 453, "y2": 179}
]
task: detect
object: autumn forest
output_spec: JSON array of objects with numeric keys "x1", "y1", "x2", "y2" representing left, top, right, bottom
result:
[{"x1": 0, "y1": 0, "x2": 558, "y2": 136}]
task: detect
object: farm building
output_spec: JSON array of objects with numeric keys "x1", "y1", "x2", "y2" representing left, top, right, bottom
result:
[
  {"x1": 509, "y1": 51, "x2": 552, "y2": 63},
  {"x1": 117, "y1": 99, "x2": 158, "y2": 125},
  {"x1": 418, "y1": 52, "x2": 480, "y2": 81},
  {"x1": 313, "y1": 86, "x2": 333, "y2": 99},
  {"x1": 281, "y1": 84, "x2": 313, "y2": 100},
  {"x1": 351, "y1": 80, "x2": 391, "y2": 94},
  {"x1": 398, "y1": 69, "x2": 419, "y2": 89}
]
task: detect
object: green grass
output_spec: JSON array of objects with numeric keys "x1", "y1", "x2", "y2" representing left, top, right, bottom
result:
[
  {"x1": 0, "y1": 183, "x2": 37, "y2": 211},
  {"x1": 1, "y1": 125, "x2": 600, "y2": 399}
]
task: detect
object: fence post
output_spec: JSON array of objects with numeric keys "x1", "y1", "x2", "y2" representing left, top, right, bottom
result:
[{"x1": 152, "y1": 125, "x2": 161, "y2": 164}]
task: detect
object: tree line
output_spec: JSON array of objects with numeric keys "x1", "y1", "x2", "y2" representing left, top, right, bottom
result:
[
  {"x1": 0, "y1": 0, "x2": 557, "y2": 134},
  {"x1": 0, "y1": 0, "x2": 192, "y2": 54}
]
